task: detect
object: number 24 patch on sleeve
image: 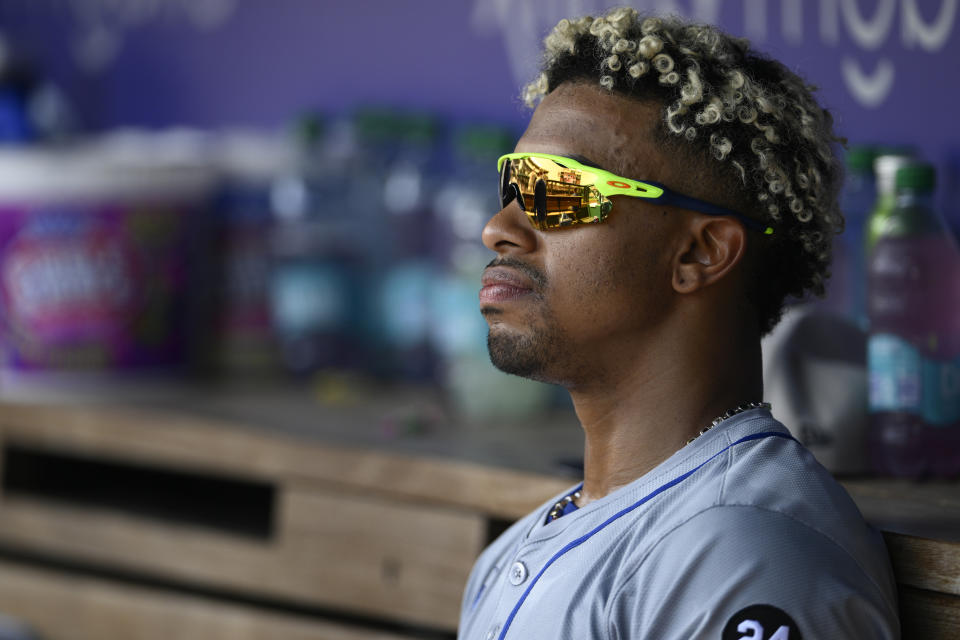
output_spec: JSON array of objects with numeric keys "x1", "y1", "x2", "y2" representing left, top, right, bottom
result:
[{"x1": 722, "y1": 605, "x2": 802, "y2": 640}]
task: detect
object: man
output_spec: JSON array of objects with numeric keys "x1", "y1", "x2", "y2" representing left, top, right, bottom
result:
[{"x1": 461, "y1": 8, "x2": 899, "y2": 640}]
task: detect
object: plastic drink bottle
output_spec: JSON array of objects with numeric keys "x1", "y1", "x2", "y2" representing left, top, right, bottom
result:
[
  {"x1": 940, "y1": 152, "x2": 960, "y2": 243},
  {"x1": 269, "y1": 115, "x2": 365, "y2": 376},
  {"x1": 210, "y1": 130, "x2": 294, "y2": 376},
  {"x1": 828, "y1": 146, "x2": 876, "y2": 328},
  {"x1": 361, "y1": 111, "x2": 442, "y2": 382},
  {"x1": 867, "y1": 163, "x2": 960, "y2": 477},
  {"x1": 865, "y1": 154, "x2": 914, "y2": 259}
]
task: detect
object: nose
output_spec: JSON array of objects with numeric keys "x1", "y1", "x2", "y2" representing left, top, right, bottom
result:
[{"x1": 482, "y1": 200, "x2": 538, "y2": 254}]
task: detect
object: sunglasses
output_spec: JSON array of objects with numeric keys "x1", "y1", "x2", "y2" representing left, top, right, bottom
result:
[{"x1": 497, "y1": 152, "x2": 773, "y2": 235}]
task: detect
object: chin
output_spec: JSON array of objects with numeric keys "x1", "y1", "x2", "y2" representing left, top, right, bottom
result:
[{"x1": 487, "y1": 327, "x2": 558, "y2": 384}]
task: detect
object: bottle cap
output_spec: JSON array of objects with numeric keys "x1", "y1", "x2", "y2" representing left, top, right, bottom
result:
[
  {"x1": 874, "y1": 154, "x2": 915, "y2": 195},
  {"x1": 845, "y1": 146, "x2": 877, "y2": 173},
  {"x1": 400, "y1": 113, "x2": 440, "y2": 146},
  {"x1": 352, "y1": 108, "x2": 439, "y2": 146},
  {"x1": 295, "y1": 112, "x2": 325, "y2": 145},
  {"x1": 455, "y1": 125, "x2": 515, "y2": 161},
  {"x1": 895, "y1": 163, "x2": 936, "y2": 193},
  {"x1": 353, "y1": 107, "x2": 403, "y2": 142}
]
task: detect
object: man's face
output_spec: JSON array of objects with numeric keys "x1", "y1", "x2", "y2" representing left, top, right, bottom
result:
[{"x1": 480, "y1": 82, "x2": 688, "y2": 389}]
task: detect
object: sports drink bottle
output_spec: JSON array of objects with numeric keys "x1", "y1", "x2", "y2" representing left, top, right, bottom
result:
[
  {"x1": 360, "y1": 110, "x2": 442, "y2": 382},
  {"x1": 865, "y1": 154, "x2": 914, "y2": 260},
  {"x1": 827, "y1": 146, "x2": 875, "y2": 328},
  {"x1": 268, "y1": 114, "x2": 365, "y2": 376},
  {"x1": 867, "y1": 163, "x2": 960, "y2": 477},
  {"x1": 940, "y1": 152, "x2": 960, "y2": 243}
]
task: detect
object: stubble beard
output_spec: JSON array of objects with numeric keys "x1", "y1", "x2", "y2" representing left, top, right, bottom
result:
[
  {"x1": 486, "y1": 318, "x2": 565, "y2": 384},
  {"x1": 481, "y1": 257, "x2": 568, "y2": 384}
]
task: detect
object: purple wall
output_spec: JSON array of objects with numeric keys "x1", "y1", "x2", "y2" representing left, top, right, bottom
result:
[{"x1": 2, "y1": 0, "x2": 958, "y2": 159}]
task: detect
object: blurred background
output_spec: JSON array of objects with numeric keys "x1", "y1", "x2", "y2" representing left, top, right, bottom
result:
[
  {"x1": 0, "y1": 0, "x2": 957, "y2": 419},
  {"x1": 0, "y1": 1, "x2": 958, "y2": 638}
]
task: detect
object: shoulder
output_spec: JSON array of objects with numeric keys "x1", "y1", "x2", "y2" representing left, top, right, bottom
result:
[
  {"x1": 629, "y1": 503, "x2": 894, "y2": 597},
  {"x1": 607, "y1": 503, "x2": 899, "y2": 639},
  {"x1": 603, "y1": 416, "x2": 900, "y2": 638},
  {"x1": 717, "y1": 415, "x2": 887, "y2": 571}
]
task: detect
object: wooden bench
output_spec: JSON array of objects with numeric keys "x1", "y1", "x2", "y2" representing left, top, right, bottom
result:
[{"x1": 0, "y1": 394, "x2": 955, "y2": 638}]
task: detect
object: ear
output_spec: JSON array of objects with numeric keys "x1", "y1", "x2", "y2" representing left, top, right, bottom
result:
[{"x1": 672, "y1": 216, "x2": 747, "y2": 294}]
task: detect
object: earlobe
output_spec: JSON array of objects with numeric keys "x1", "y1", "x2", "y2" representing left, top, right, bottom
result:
[{"x1": 671, "y1": 217, "x2": 746, "y2": 294}]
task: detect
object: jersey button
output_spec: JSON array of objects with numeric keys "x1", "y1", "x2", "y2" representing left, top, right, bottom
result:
[
  {"x1": 509, "y1": 561, "x2": 528, "y2": 585},
  {"x1": 484, "y1": 624, "x2": 500, "y2": 640}
]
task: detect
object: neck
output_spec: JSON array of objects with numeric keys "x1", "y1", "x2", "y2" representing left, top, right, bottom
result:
[{"x1": 569, "y1": 316, "x2": 763, "y2": 508}]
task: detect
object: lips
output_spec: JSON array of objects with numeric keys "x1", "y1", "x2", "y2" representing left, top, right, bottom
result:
[{"x1": 480, "y1": 266, "x2": 537, "y2": 305}]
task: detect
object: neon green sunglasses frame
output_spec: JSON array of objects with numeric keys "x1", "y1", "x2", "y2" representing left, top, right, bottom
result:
[{"x1": 497, "y1": 152, "x2": 773, "y2": 235}]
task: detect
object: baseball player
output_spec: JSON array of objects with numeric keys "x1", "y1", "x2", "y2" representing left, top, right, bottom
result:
[{"x1": 465, "y1": 8, "x2": 899, "y2": 640}]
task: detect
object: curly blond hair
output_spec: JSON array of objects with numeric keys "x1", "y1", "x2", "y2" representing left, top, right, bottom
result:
[{"x1": 524, "y1": 8, "x2": 844, "y2": 334}]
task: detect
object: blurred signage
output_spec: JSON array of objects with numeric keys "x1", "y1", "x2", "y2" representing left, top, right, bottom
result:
[{"x1": 473, "y1": 0, "x2": 957, "y2": 110}]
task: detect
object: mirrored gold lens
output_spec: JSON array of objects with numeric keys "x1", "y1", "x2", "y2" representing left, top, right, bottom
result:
[{"x1": 503, "y1": 157, "x2": 610, "y2": 230}]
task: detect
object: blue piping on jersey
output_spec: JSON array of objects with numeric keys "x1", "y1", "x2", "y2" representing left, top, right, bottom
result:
[
  {"x1": 471, "y1": 584, "x2": 486, "y2": 610},
  {"x1": 496, "y1": 431, "x2": 797, "y2": 640}
]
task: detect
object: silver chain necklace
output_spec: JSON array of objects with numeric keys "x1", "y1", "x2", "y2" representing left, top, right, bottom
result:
[
  {"x1": 547, "y1": 401, "x2": 771, "y2": 522},
  {"x1": 685, "y1": 401, "x2": 771, "y2": 445}
]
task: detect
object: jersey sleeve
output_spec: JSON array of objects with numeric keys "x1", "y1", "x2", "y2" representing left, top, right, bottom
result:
[{"x1": 606, "y1": 504, "x2": 900, "y2": 640}]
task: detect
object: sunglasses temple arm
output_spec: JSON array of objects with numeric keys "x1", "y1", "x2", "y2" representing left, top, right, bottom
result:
[{"x1": 652, "y1": 189, "x2": 768, "y2": 233}]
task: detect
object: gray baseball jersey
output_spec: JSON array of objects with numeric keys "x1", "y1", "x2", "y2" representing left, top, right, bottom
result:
[{"x1": 458, "y1": 408, "x2": 899, "y2": 640}]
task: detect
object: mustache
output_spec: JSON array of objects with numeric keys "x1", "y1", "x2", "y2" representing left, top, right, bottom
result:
[{"x1": 485, "y1": 257, "x2": 547, "y2": 290}]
